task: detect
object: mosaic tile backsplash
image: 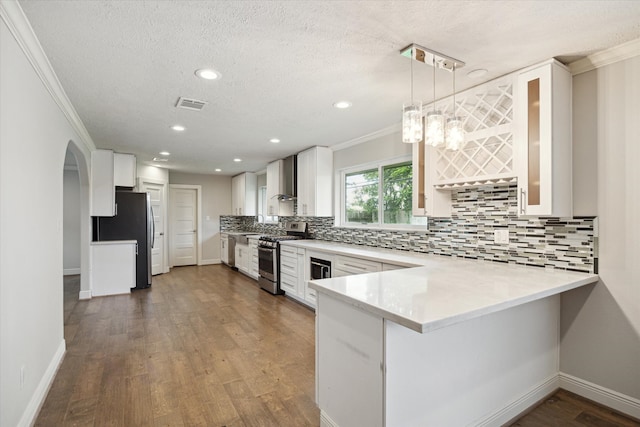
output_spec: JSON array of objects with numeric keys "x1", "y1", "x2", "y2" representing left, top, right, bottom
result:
[{"x1": 221, "y1": 184, "x2": 596, "y2": 273}]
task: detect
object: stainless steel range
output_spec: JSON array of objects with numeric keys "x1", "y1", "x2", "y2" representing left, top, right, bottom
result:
[{"x1": 258, "y1": 222, "x2": 309, "y2": 295}]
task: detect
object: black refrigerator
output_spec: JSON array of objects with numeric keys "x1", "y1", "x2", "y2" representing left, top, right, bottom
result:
[{"x1": 93, "y1": 191, "x2": 153, "y2": 289}]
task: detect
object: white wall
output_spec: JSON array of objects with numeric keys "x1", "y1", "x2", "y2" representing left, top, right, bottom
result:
[
  {"x1": 561, "y1": 54, "x2": 640, "y2": 401},
  {"x1": 63, "y1": 168, "x2": 81, "y2": 274},
  {"x1": 333, "y1": 130, "x2": 411, "y2": 171},
  {"x1": 0, "y1": 15, "x2": 91, "y2": 426},
  {"x1": 169, "y1": 171, "x2": 232, "y2": 263}
]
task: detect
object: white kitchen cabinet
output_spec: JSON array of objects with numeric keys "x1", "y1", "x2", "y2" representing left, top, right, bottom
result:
[
  {"x1": 91, "y1": 149, "x2": 115, "y2": 216},
  {"x1": 333, "y1": 255, "x2": 382, "y2": 277},
  {"x1": 279, "y1": 245, "x2": 303, "y2": 297},
  {"x1": 514, "y1": 59, "x2": 572, "y2": 217},
  {"x1": 296, "y1": 146, "x2": 333, "y2": 216},
  {"x1": 266, "y1": 160, "x2": 293, "y2": 216},
  {"x1": 113, "y1": 152, "x2": 136, "y2": 187},
  {"x1": 220, "y1": 233, "x2": 229, "y2": 265},
  {"x1": 231, "y1": 172, "x2": 257, "y2": 216},
  {"x1": 317, "y1": 295, "x2": 384, "y2": 427},
  {"x1": 235, "y1": 242, "x2": 249, "y2": 274},
  {"x1": 249, "y1": 237, "x2": 260, "y2": 280},
  {"x1": 90, "y1": 240, "x2": 136, "y2": 296}
]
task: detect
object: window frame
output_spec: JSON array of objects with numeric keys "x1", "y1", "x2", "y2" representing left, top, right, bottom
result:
[{"x1": 336, "y1": 155, "x2": 428, "y2": 231}]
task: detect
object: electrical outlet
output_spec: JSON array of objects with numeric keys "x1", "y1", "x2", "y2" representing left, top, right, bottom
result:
[{"x1": 494, "y1": 230, "x2": 509, "y2": 244}]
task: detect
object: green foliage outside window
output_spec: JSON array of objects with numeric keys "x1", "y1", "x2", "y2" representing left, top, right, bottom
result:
[{"x1": 345, "y1": 162, "x2": 414, "y2": 225}]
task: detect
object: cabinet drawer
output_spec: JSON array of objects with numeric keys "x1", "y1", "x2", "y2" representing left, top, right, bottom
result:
[
  {"x1": 280, "y1": 245, "x2": 297, "y2": 257},
  {"x1": 280, "y1": 255, "x2": 298, "y2": 276},
  {"x1": 335, "y1": 255, "x2": 382, "y2": 275},
  {"x1": 280, "y1": 273, "x2": 298, "y2": 295},
  {"x1": 306, "y1": 285, "x2": 317, "y2": 306}
]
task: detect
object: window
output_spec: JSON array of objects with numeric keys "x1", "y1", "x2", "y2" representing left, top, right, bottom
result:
[
  {"x1": 258, "y1": 186, "x2": 278, "y2": 223},
  {"x1": 342, "y1": 159, "x2": 427, "y2": 228}
]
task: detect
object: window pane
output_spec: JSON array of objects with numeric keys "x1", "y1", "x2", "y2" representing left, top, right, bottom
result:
[
  {"x1": 382, "y1": 162, "x2": 413, "y2": 224},
  {"x1": 345, "y1": 169, "x2": 379, "y2": 223}
]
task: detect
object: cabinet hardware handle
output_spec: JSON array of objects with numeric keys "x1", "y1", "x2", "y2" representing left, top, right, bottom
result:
[
  {"x1": 343, "y1": 263, "x2": 367, "y2": 270},
  {"x1": 520, "y1": 188, "x2": 526, "y2": 214}
]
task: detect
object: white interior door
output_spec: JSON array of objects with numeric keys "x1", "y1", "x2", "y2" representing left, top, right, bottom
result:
[
  {"x1": 170, "y1": 188, "x2": 197, "y2": 266},
  {"x1": 140, "y1": 180, "x2": 165, "y2": 275}
]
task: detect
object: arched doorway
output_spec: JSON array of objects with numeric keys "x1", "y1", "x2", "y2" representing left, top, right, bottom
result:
[{"x1": 63, "y1": 141, "x2": 91, "y2": 299}]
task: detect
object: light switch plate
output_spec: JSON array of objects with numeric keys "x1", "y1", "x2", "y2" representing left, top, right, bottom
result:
[{"x1": 494, "y1": 229, "x2": 509, "y2": 244}]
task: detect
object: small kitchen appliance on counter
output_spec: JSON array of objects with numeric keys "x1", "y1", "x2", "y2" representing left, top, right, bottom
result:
[{"x1": 258, "y1": 222, "x2": 309, "y2": 295}]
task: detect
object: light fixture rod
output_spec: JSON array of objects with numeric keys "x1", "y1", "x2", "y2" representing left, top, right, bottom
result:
[{"x1": 400, "y1": 43, "x2": 465, "y2": 72}]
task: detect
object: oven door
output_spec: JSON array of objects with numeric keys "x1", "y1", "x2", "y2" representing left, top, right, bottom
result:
[{"x1": 258, "y1": 246, "x2": 277, "y2": 281}]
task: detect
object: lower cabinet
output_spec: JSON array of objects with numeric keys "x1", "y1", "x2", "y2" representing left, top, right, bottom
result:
[
  {"x1": 235, "y1": 243, "x2": 249, "y2": 274},
  {"x1": 249, "y1": 237, "x2": 259, "y2": 280},
  {"x1": 91, "y1": 241, "x2": 136, "y2": 297}
]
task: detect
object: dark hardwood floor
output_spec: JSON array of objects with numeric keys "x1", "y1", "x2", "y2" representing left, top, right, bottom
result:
[{"x1": 38, "y1": 266, "x2": 639, "y2": 426}]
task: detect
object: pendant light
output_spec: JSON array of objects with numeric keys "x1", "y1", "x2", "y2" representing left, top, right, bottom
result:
[
  {"x1": 402, "y1": 47, "x2": 423, "y2": 143},
  {"x1": 425, "y1": 57, "x2": 445, "y2": 147},
  {"x1": 446, "y1": 63, "x2": 465, "y2": 150}
]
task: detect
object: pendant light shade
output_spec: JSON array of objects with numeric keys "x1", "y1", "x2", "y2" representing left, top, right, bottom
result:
[
  {"x1": 426, "y1": 111, "x2": 445, "y2": 147},
  {"x1": 402, "y1": 49, "x2": 422, "y2": 143},
  {"x1": 446, "y1": 116, "x2": 465, "y2": 150},
  {"x1": 402, "y1": 102, "x2": 423, "y2": 143},
  {"x1": 446, "y1": 63, "x2": 465, "y2": 150}
]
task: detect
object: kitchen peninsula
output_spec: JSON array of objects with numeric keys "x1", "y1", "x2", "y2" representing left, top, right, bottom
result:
[{"x1": 308, "y1": 251, "x2": 599, "y2": 427}]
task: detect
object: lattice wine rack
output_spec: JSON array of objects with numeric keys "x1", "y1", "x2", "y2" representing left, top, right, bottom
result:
[{"x1": 427, "y1": 75, "x2": 516, "y2": 189}]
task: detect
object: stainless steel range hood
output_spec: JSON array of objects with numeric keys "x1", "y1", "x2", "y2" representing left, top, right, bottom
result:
[{"x1": 276, "y1": 154, "x2": 297, "y2": 201}]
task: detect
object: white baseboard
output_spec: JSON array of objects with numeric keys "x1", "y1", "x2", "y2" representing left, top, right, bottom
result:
[
  {"x1": 559, "y1": 372, "x2": 640, "y2": 419},
  {"x1": 78, "y1": 289, "x2": 92, "y2": 300},
  {"x1": 476, "y1": 374, "x2": 559, "y2": 426},
  {"x1": 18, "y1": 339, "x2": 65, "y2": 427},
  {"x1": 320, "y1": 410, "x2": 340, "y2": 427},
  {"x1": 199, "y1": 258, "x2": 220, "y2": 265},
  {"x1": 63, "y1": 268, "x2": 80, "y2": 276}
]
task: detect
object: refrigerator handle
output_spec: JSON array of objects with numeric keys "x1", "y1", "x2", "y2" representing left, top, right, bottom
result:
[{"x1": 150, "y1": 206, "x2": 155, "y2": 249}]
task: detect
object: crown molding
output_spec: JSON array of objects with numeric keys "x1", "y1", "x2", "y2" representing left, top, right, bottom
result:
[
  {"x1": 330, "y1": 123, "x2": 402, "y2": 152},
  {"x1": 0, "y1": 1, "x2": 96, "y2": 152},
  {"x1": 569, "y1": 37, "x2": 640, "y2": 76}
]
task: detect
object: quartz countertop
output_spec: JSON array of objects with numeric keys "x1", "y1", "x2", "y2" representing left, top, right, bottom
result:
[
  {"x1": 282, "y1": 240, "x2": 599, "y2": 333},
  {"x1": 91, "y1": 240, "x2": 137, "y2": 246}
]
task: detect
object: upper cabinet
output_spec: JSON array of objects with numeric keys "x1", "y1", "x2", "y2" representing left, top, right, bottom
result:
[
  {"x1": 297, "y1": 146, "x2": 333, "y2": 217},
  {"x1": 231, "y1": 172, "x2": 257, "y2": 216},
  {"x1": 514, "y1": 59, "x2": 572, "y2": 217},
  {"x1": 113, "y1": 153, "x2": 136, "y2": 187},
  {"x1": 266, "y1": 160, "x2": 294, "y2": 216},
  {"x1": 91, "y1": 149, "x2": 115, "y2": 216},
  {"x1": 413, "y1": 59, "x2": 572, "y2": 218},
  {"x1": 91, "y1": 150, "x2": 138, "y2": 216}
]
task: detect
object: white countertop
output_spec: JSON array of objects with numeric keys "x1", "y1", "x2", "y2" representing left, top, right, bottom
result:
[
  {"x1": 91, "y1": 240, "x2": 137, "y2": 246},
  {"x1": 282, "y1": 240, "x2": 599, "y2": 333}
]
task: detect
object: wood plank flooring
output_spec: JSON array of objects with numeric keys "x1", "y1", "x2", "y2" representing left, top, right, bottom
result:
[{"x1": 38, "y1": 265, "x2": 639, "y2": 426}]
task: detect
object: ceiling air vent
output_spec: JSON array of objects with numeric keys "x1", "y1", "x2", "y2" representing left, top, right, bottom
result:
[{"x1": 175, "y1": 97, "x2": 208, "y2": 111}]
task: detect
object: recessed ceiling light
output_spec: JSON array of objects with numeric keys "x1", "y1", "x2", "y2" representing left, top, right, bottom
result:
[
  {"x1": 270, "y1": 138, "x2": 280, "y2": 143},
  {"x1": 171, "y1": 125, "x2": 186, "y2": 132},
  {"x1": 467, "y1": 68, "x2": 488, "y2": 79},
  {"x1": 195, "y1": 68, "x2": 221, "y2": 80},
  {"x1": 159, "y1": 151, "x2": 170, "y2": 156},
  {"x1": 233, "y1": 158, "x2": 242, "y2": 162},
  {"x1": 333, "y1": 101, "x2": 352, "y2": 109},
  {"x1": 215, "y1": 168, "x2": 222, "y2": 172},
  {"x1": 152, "y1": 157, "x2": 168, "y2": 162}
]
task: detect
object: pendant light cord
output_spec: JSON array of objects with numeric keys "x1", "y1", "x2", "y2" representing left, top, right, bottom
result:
[
  {"x1": 432, "y1": 57, "x2": 436, "y2": 112},
  {"x1": 452, "y1": 63, "x2": 456, "y2": 116},
  {"x1": 410, "y1": 50, "x2": 414, "y2": 103}
]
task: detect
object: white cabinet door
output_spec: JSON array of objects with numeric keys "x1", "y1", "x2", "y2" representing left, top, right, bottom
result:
[
  {"x1": 220, "y1": 234, "x2": 229, "y2": 264},
  {"x1": 249, "y1": 238, "x2": 259, "y2": 279},
  {"x1": 231, "y1": 172, "x2": 257, "y2": 216},
  {"x1": 515, "y1": 60, "x2": 572, "y2": 217},
  {"x1": 317, "y1": 294, "x2": 384, "y2": 427},
  {"x1": 235, "y1": 243, "x2": 249, "y2": 273},
  {"x1": 90, "y1": 149, "x2": 115, "y2": 216},
  {"x1": 297, "y1": 146, "x2": 333, "y2": 216},
  {"x1": 113, "y1": 153, "x2": 136, "y2": 187}
]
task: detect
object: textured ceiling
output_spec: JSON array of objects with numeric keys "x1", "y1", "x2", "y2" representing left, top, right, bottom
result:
[{"x1": 18, "y1": 0, "x2": 640, "y2": 175}]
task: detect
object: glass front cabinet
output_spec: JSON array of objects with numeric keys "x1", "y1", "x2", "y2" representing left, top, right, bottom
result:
[{"x1": 514, "y1": 59, "x2": 572, "y2": 217}]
